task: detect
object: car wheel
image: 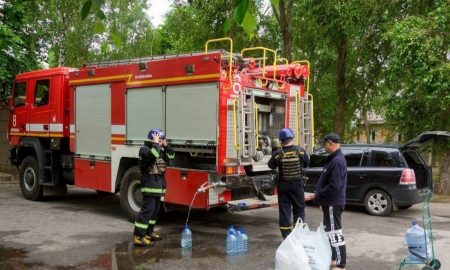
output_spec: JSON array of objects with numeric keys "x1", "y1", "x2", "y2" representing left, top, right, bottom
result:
[
  {"x1": 364, "y1": 189, "x2": 392, "y2": 216},
  {"x1": 120, "y1": 166, "x2": 142, "y2": 222},
  {"x1": 19, "y1": 156, "x2": 43, "y2": 201}
]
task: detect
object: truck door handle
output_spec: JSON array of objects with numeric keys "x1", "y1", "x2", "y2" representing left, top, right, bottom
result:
[{"x1": 43, "y1": 124, "x2": 49, "y2": 130}]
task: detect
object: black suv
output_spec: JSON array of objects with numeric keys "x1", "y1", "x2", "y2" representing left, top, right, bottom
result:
[{"x1": 304, "y1": 131, "x2": 450, "y2": 216}]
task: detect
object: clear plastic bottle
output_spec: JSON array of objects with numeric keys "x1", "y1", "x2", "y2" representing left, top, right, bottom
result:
[
  {"x1": 240, "y1": 228, "x2": 248, "y2": 254},
  {"x1": 181, "y1": 224, "x2": 192, "y2": 248},
  {"x1": 226, "y1": 226, "x2": 237, "y2": 255},
  {"x1": 236, "y1": 228, "x2": 243, "y2": 254}
]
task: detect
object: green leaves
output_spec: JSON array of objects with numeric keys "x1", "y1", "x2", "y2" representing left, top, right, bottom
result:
[
  {"x1": 225, "y1": 0, "x2": 257, "y2": 39},
  {"x1": 379, "y1": 1, "x2": 450, "y2": 138},
  {"x1": 242, "y1": 11, "x2": 257, "y2": 38},
  {"x1": 270, "y1": 0, "x2": 280, "y2": 6},
  {"x1": 93, "y1": 22, "x2": 105, "y2": 34},
  {"x1": 233, "y1": 0, "x2": 250, "y2": 24},
  {"x1": 111, "y1": 32, "x2": 122, "y2": 48},
  {"x1": 81, "y1": 0, "x2": 92, "y2": 20}
]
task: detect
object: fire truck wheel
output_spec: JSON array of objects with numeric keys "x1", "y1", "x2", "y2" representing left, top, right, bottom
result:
[
  {"x1": 19, "y1": 156, "x2": 43, "y2": 201},
  {"x1": 120, "y1": 166, "x2": 143, "y2": 222}
]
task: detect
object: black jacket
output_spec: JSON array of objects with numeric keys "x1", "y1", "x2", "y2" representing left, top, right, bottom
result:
[{"x1": 313, "y1": 148, "x2": 347, "y2": 206}]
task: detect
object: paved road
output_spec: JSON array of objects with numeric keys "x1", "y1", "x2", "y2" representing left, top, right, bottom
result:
[{"x1": 0, "y1": 188, "x2": 449, "y2": 270}]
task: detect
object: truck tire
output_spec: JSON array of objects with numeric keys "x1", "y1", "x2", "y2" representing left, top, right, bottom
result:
[
  {"x1": 19, "y1": 156, "x2": 43, "y2": 201},
  {"x1": 364, "y1": 189, "x2": 392, "y2": 216},
  {"x1": 120, "y1": 166, "x2": 142, "y2": 222}
]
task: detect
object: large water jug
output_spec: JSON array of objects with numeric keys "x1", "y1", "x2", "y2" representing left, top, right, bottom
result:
[
  {"x1": 405, "y1": 221, "x2": 432, "y2": 262},
  {"x1": 181, "y1": 224, "x2": 192, "y2": 248},
  {"x1": 226, "y1": 226, "x2": 237, "y2": 255}
]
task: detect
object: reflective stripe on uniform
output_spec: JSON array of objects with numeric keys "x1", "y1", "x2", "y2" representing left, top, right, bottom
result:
[
  {"x1": 166, "y1": 152, "x2": 175, "y2": 159},
  {"x1": 135, "y1": 222, "x2": 149, "y2": 229},
  {"x1": 149, "y1": 219, "x2": 156, "y2": 225},
  {"x1": 279, "y1": 226, "x2": 293, "y2": 230},
  {"x1": 151, "y1": 148, "x2": 160, "y2": 158},
  {"x1": 141, "y1": 187, "x2": 164, "y2": 194}
]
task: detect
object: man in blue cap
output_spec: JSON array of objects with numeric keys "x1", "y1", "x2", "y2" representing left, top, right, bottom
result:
[
  {"x1": 268, "y1": 128, "x2": 309, "y2": 239},
  {"x1": 314, "y1": 133, "x2": 347, "y2": 270},
  {"x1": 133, "y1": 128, "x2": 175, "y2": 246}
]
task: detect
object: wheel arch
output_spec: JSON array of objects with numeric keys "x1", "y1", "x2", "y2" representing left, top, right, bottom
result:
[
  {"x1": 115, "y1": 157, "x2": 138, "y2": 193},
  {"x1": 18, "y1": 138, "x2": 46, "y2": 182}
]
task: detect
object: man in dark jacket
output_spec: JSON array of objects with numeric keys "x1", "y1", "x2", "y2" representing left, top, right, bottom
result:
[
  {"x1": 314, "y1": 133, "x2": 347, "y2": 270},
  {"x1": 133, "y1": 128, "x2": 175, "y2": 246},
  {"x1": 268, "y1": 128, "x2": 309, "y2": 239}
]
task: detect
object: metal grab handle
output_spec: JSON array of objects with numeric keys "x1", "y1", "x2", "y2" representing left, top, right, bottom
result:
[
  {"x1": 308, "y1": 93, "x2": 315, "y2": 149},
  {"x1": 241, "y1": 47, "x2": 277, "y2": 81},
  {"x1": 205, "y1": 37, "x2": 233, "y2": 86},
  {"x1": 233, "y1": 99, "x2": 239, "y2": 150},
  {"x1": 295, "y1": 91, "x2": 299, "y2": 145},
  {"x1": 255, "y1": 103, "x2": 259, "y2": 149}
]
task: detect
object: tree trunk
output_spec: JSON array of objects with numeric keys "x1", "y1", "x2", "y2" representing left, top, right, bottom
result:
[
  {"x1": 272, "y1": 0, "x2": 293, "y2": 61},
  {"x1": 335, "y1": 37, "x2": 347, "y2": 139},
  {"x1": 436, "y1": 150, "x2": 450, "y2": 194}
]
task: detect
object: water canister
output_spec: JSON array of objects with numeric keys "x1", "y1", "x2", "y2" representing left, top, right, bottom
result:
[{"x1": 405, "y1": 220, "x2": 432, "y2": 262}]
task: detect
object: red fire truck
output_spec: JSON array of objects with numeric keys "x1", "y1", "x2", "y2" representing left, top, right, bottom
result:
[{"x1": 6, "y1": 38, "x2": 314, "y2": 220}]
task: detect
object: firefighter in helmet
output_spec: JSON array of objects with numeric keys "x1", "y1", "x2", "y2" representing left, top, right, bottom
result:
[
  {"x1": 268, "y1": 128, "x2": 309, "y2": 239},
  {"x1": 134, "y1": 128, "x2": 175, "y2": 246}
]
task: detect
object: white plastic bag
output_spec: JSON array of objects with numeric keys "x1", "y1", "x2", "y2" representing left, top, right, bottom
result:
[
  {"x1": 296, "y1": 223, "x2": 332, "y2": 270},
  {"x1": 275, "y1": 219, "x2": 311, "y2": 270}
]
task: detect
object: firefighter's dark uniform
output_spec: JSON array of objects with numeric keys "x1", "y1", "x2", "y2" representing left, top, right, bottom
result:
[
  {"x1": 268, "y1": 145, "x2": 309, "y2": 239},
  {"x1": 134, "y1": 141, "x2": 175, "y2": 241}
]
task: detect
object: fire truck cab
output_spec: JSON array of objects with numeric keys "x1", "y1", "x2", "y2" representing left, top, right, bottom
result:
[{"x1": 7, "y1": 38, "x2": 314, "y2": 220}]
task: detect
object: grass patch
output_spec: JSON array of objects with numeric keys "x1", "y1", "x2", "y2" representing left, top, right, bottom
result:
[{"x1": 431, "y1": 193, "x2": 450, "y2": 203}]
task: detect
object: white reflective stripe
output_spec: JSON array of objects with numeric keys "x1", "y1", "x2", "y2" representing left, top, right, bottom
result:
[
  {"x1": 329, "y1": 206, "x2": 335, "y2": 230},
  {"x1": 70, "y1": 124, "x2": 75, "y2": 133},
  {"x1": 27, "y1": 124, "x2": 45, "y2": 132},
  {"x1": 326, "y1": 229, "x2": 343, "y2": 236},
  {"x1": 25, "y1": 123, "x2": 64, "y2": 132},
  {"x1": 111, "y1": 125, "x2": 126, "y2": 135},
  {"x1": 331, "y1": 241, "x2": 346, "y2": 247},
  {"x1": 49, "y1": 124, "x2": 63, "y2": 132},
  {"x1": 10, "y1": 128, "x2": 20, "y2": 132}
]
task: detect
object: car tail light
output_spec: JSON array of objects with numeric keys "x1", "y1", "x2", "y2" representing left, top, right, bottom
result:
[{"x1": 400, "y1": 169, "x2": 416, "y2": 185}]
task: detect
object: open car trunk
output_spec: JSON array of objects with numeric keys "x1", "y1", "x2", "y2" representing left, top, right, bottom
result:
[{"x1": 400, "y1": 131, "x2": 450, "y2": 190}]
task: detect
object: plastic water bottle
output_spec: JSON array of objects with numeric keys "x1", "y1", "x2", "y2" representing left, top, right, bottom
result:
[
  {"x1": 181, "y1": 224, "x2": 192, "y2": 248},
  {"x1": 240, "y1": 228, "x2": 248, "y2": 254},
  {"x1": 226, "y1": 226, "x2": 237, "y2": 255},
  {"x1": 405, "y1": 220, "x2": 431, "y2": 262},
  {"x1": 236, "y1": 228, "x2": 243, "y2": 253}
]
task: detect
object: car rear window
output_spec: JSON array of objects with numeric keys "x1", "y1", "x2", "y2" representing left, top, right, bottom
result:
[{"x1": 372, "y1": 149, "x2": 407, "y2": 167}]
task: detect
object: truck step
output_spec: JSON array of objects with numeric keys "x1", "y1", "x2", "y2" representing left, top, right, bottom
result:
[
  {"x1": 226, "y1": 192, "x2": 315, "y2": 211},
  {"x1": 227, "y1": 195, "x2": 278, "y2": 211}
]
